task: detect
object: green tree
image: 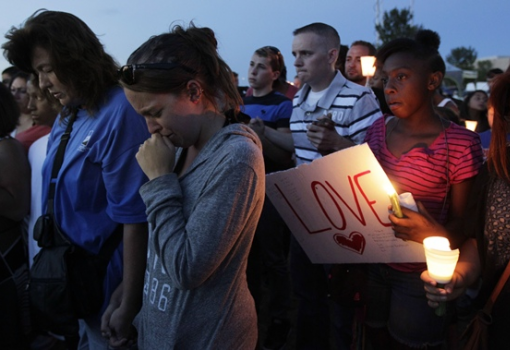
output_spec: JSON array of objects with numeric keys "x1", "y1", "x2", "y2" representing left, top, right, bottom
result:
[
  {"x1": 476, "y1": 60, "x2": 493, "y2": 81},
  {"x1": 375, "y1": 7, "x2": 423, "y2": 46},
  {"x1": 446, "y1": 46, "x2": 478, "y2": 70},
  {"x1": 446, "y1": 46, "x2": 479, "y2": 90}
]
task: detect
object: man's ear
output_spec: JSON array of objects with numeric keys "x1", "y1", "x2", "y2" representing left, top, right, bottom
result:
[
  {"x1": 428, "y1": 71, "x2": 443, "y2": 91},
  {"x1": 272, "y1": 70, "x2": 281, "y2": 82},
  {"x1": 328, "y1": 48, "x2": 339, "y2": 65}
]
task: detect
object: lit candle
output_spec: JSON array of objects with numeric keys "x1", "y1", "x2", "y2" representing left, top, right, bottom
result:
[
  {"x1": 464, "y1": 120, "x2": 478, "y2": 132},
  {"x1": 423, "y1": 236, "x2": 460, "y2": 316},
  {"x1": 384, "y1": 184, "x2": 403, "y2": 218},
  {"x1": 360, "y1": 56, "x2": 376, "y2": 77}
]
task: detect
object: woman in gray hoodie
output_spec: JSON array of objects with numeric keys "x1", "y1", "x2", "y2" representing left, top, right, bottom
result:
[{"x1": 117, "y1": 24, "x2": 265, "y2": 349}]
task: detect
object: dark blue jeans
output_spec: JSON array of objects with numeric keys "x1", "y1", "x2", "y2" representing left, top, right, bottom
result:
[
  {"x1": 364, "y1": 264, "x2": 451, "y2": 348},
  {"x1": 290, "y1": 237, "x2": 354, "y2": 350},
  {"x1": 247, "y1": 198, "x2": 292, "y2": 321}
]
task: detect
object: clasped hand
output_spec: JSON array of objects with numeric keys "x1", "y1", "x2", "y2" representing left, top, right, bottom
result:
[
  {"x1": 389, "y1": 201, "x2": 448, "y2": 243},
  {"x1": 249, "y1": 117, "x2": 265, "y2": 139},
  {"x1": 307, "y1": 114, "x2": 353, "y2": 154},
  {"x1": 420, "y1": 270, "x2": 466, "y2": 309},
  {"x1": 136, "y1": 134, "x2": 175, "y2": 180}
]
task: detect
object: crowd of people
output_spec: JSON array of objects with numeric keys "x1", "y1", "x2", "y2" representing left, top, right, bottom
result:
[{"x1": 0, "y1": 8, "x2": 509, "y2": 350}]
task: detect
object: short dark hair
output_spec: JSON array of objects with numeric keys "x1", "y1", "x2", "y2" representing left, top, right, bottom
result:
[
  {"x1": 2, "y1": 66, "x2": 20, "y2": 86},
  {"x1": 0, "y1": 83, "x2": 20, "y2": 136},
  {"x1": 350, "y1": 40, "x2": 376, "y2": 56},
  {"x1": 2, "y1": 66, "x2": 19, "y2": 76},
  {"x1": 8, "y1": 71, "x2": 29, "y2": 89},
  {"x1": 376, "y1": 29, "x2": 445, "y2": 76},
  {"x1": 293, "y1": 22, "x2": 340, "y2": 50},
  {"x1": 487, "y1": 68, "x2": 504, "y2": 79},
  {"x1": 3, "y1": 9, "x2": 119, "y2": 116}
]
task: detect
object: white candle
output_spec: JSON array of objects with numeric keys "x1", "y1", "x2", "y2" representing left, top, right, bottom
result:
[{"x1": 423, "y1": 237, "x2": 459, "y2": 284}]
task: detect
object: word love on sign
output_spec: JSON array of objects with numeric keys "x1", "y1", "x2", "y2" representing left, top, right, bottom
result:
[{"x1": 266, "y1": 143, "x2": 425, "y2": 264}]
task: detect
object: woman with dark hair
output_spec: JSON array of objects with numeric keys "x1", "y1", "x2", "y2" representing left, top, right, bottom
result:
[
  {"x1": 11, "y1": 72, "x2": 54, "y2": 152},
  {"x1": 2, "y1": 65, "x2": 19, "y2": 87},
  {"x1": 3, "y1": 9, "x2": 149, "y2": 349},
  {"x1": 460, "y1": 89, "x2": 490, "y2": 132},
  {"x1": 9, "y1": 72, "x2": 34, "y2": 143},
  {"x1": 118, "y1": 23, "x2": 265, "y2": 349},
  {"x1": 0, "y1": 83, "x2": 31, "y2": 348},
  {"x1": 422, "y1": 71, "x2": 510, "y2": 348}
]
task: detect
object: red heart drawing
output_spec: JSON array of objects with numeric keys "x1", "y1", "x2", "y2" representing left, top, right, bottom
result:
[{"x1": 333, "y1": 231, "x2": 366, "y2": 255}]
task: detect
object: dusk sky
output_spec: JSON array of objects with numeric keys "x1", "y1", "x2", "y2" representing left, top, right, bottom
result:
[{"x1": 1, "y1": 0, "x2": 509, "y2": 85}]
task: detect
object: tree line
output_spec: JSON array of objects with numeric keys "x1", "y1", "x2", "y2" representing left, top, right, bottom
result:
[{"x1": 375, "y1": 8, "x2": 490, "y2": 90}]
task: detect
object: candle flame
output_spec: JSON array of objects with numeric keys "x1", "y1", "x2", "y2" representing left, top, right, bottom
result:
[
  {"x1": 361, "y1": 56, "x2": 376, "y2": 77},
  {"x1": 464, "y1": 120, "x2": 478, "y2": 132},
  {"x1": 384, "y1": 183, "x2": 396, "y2": 196}
]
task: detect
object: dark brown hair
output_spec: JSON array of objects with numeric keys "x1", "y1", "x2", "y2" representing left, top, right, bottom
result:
[
  {"x1": 487, "y1": 72, "x2": 510, "y2": 182},
  {"x1": 376, "y1": 29, "x2": 445, "y2": 76},
  {"x1": 254, "y1": 46, "x2": 286, "y2": 89},
  {"x1": 350, "y1": 40, "x2": 376, "y2": 56},
  {"x1": 3, "y1": 9, "x2": 119, "y2": 117},
  {"x1": 122, "y1": 23, "x2": 242, "y2": 116},
  {"x1": 459, "y1": 90, "x2": 489, "y2": 132},
  {"x1": 0, "y1": 83, "x2": 20, "y2": 136}
]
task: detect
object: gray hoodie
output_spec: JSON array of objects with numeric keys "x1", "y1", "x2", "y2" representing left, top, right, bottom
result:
[{"x1": 136, "y1": 123, "x2": 265, "y2": 349}]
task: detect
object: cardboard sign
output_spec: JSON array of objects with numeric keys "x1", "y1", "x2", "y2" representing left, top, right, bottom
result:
[{"x1": 265, "y1": 143, "x2": 425, "y2": 264}]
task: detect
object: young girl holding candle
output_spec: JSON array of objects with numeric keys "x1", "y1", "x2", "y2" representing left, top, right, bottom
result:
[{"x1": 362, "y1": 30, "x2": 484, "y2": 349}]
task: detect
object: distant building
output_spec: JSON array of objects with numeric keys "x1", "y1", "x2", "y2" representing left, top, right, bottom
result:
[
  {"x1": 465, "y1": 81, "x2": 489, "y2": 93},
  {"x1": 475, "y1": 56, "x2": 510, "y2": 71}
]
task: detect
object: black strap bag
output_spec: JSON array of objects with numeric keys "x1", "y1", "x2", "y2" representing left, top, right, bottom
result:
[{"x1": 29, "y1": 112, "x2": 122, "y2": 336}]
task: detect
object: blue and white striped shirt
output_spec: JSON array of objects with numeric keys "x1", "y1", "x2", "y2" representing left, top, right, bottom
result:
[{"x1": 291, "y1": 71, "x2": 382, "y2": 165}]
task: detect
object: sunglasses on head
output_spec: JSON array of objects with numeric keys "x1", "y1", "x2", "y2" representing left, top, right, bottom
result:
[{"x1": 117, "y1": 63, "x2": 196, "y2": 85}]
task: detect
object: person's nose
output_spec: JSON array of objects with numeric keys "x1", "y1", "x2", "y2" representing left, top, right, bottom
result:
[
  {"x1": 294, "y1": 55, "x2": 303, "y2": 67},
  {"x1": 38, "y1": 74, "x2": 51, "y2": 90},
  {"x1": 146, "y1": 118, "x2": 162, "y2": 134},
  {"x1": 384, "y1": 78, "x2": 396, "y2": 95},
  {"x1": 27, "y1": 97, "x2": 36, "y2": 111}
]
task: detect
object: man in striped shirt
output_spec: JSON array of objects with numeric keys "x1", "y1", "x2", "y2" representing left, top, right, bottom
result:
[
  {"x1": 291, "y1": 23, "x2": 382, "y2": 166},
  {"x1": 288, "y1": 22, "x2": 382, "y2": 350}
]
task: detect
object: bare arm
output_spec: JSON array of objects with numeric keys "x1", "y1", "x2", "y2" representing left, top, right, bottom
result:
[
  {"x1": 249, "y1": 118, "x2": 293, "y2": 165},
  {"x1": 101, "y1": 222, "x2": 148, "y2": 347},
  {"x1": 262, "y1": 124, "x2": 295, "y2": 153}
]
